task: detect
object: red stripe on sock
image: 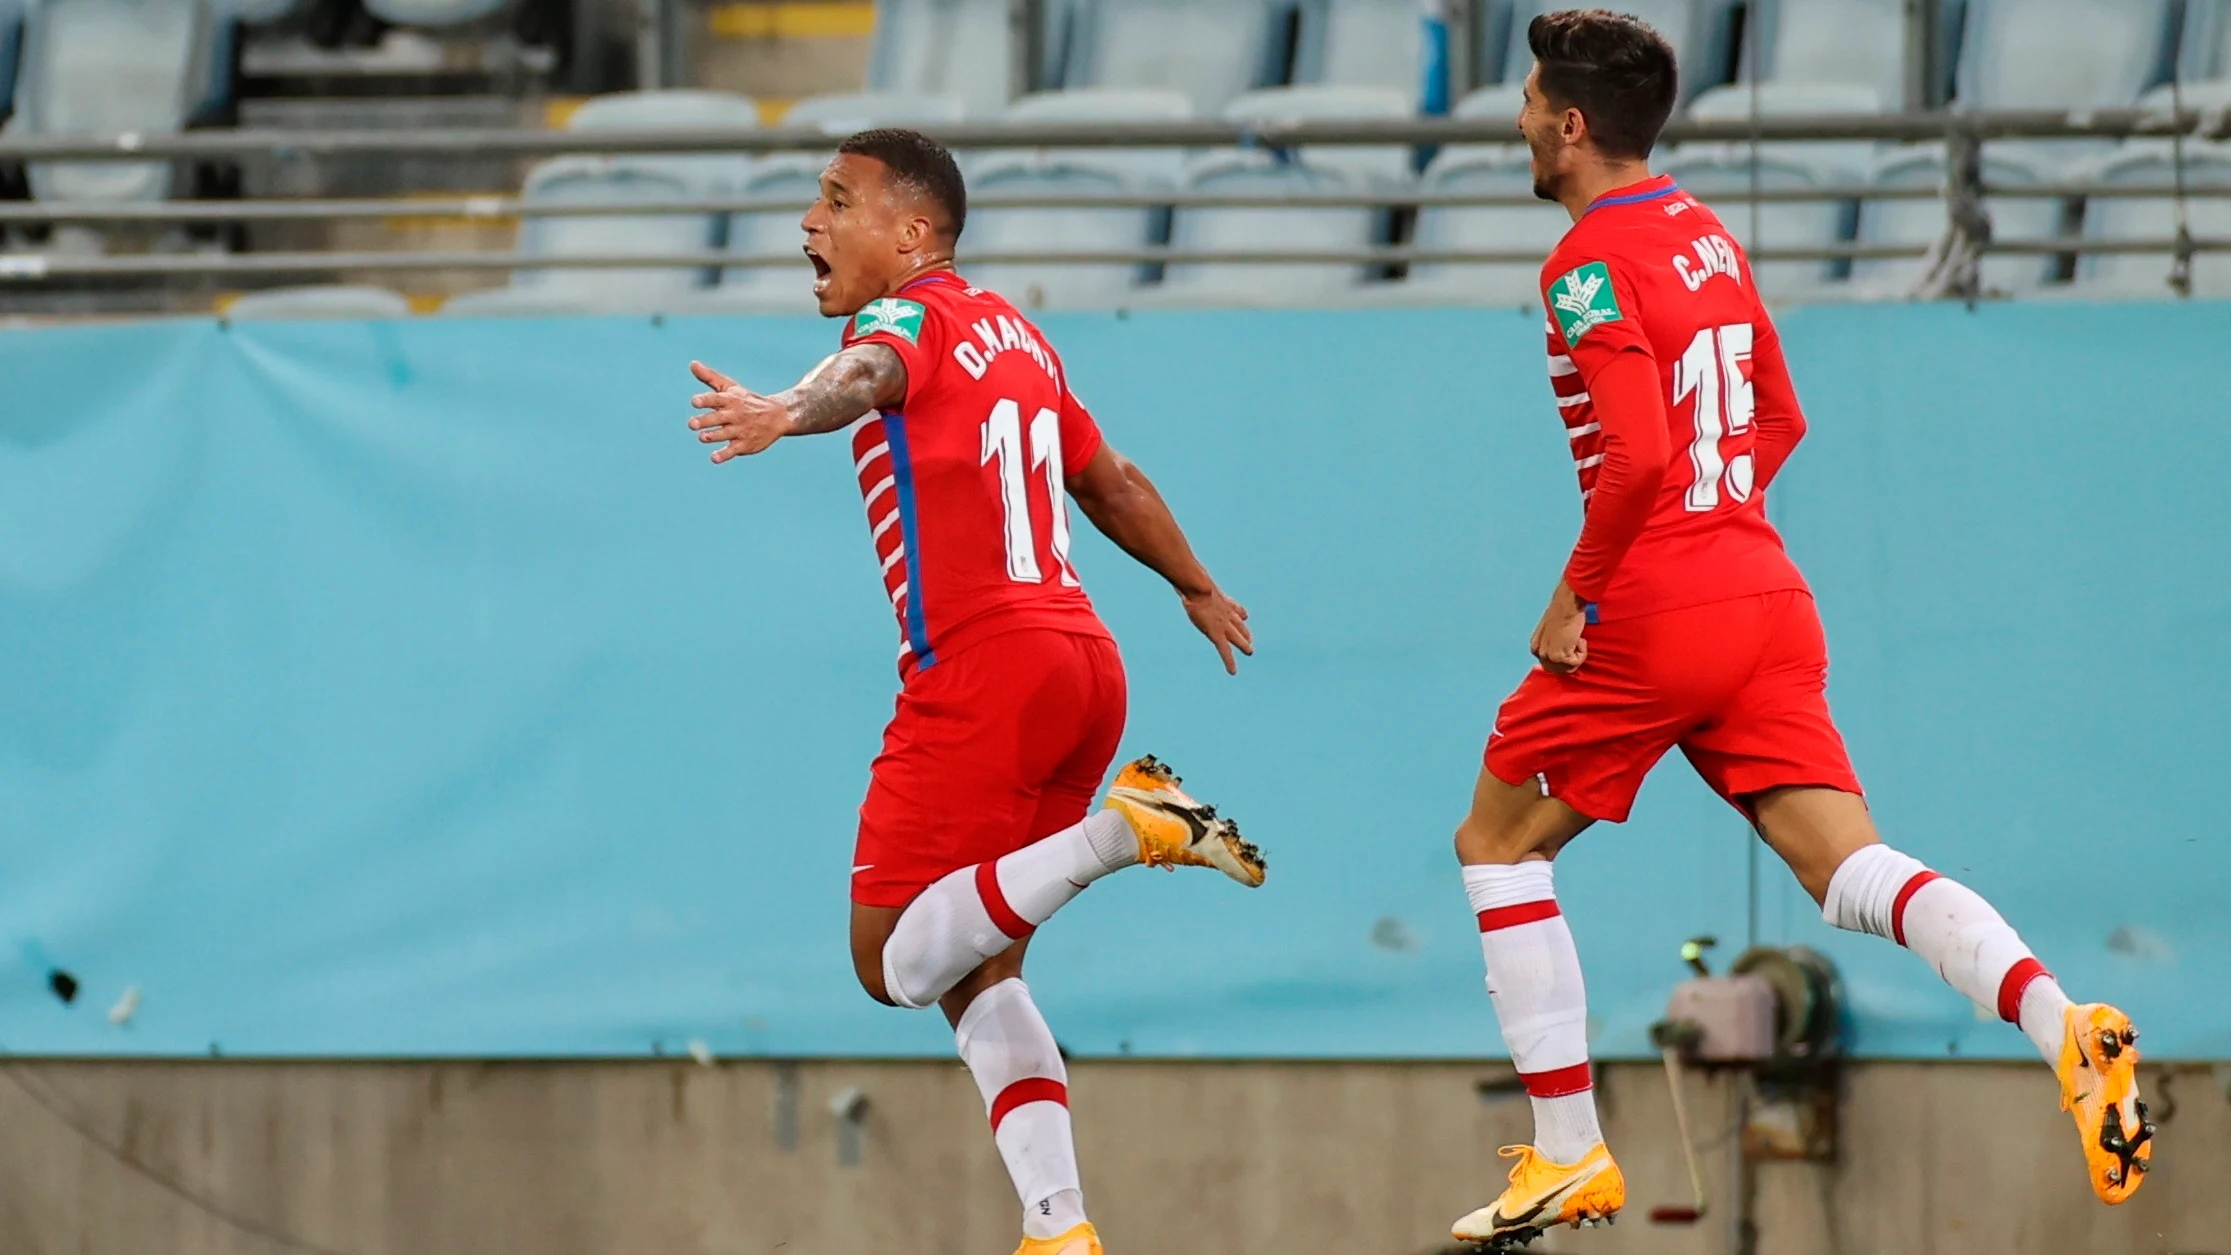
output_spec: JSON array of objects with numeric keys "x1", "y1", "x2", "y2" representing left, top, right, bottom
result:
[
  {"x1": 1996, "y1": 957, "x2": 2051, "y2": 1024},
  {"x1": 1519, "y1": 1062, "x2": 1593, "y2": 1098},
  {"x1": 976, "y1": 861, "x2": 1034, "y2": 941},
  {"x1": 1476, "y1": 899, "x2": 1561, "y2": 932},
  {"x1": 1889, "y1": 870, "x2": 1942, "y2": 947},
  {"x1": 989, "y1": 1077, "x2": 1068, "y2": 1131}
]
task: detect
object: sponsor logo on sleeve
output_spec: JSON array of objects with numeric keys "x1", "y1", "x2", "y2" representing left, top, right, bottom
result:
[
  {"x1": 853, "y1": 298, "x2": 927, "y2": 344},
  {"x1": 1547, "y1": 261, "x2": 1623, "y2": 343}
]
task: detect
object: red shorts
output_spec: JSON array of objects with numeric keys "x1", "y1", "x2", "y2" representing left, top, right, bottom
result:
[
  {"x1": 1485, "y1": 590, "x2": 1861, "y2": 823},
  {"x1": 853, "y1": 628, "x2": 1127, "y2": 907}
]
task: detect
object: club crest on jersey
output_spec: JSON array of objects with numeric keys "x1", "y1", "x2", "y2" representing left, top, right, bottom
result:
[
  {"x1": 1548, "y1": 261, "x2": 1622, "y2": 343},
  {"x1": 853, "y1": 298, "x2": 926, "y2": 344}
]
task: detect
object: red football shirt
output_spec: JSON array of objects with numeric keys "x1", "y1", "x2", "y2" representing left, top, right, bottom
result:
[
  {"x1": 840, "y1": 270, "x2": 1112, "y2": 676},
  {"x1": 1539, "y1": 174, "x2": 1811, "y2": 621}
]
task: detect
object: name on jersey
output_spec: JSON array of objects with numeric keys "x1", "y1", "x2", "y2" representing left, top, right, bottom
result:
[
  {"x1": 953, "y1": 313, "x2": 1061, "y2": 387},
  {"x1": 1673, "y1": 233, "x2": 1742, "y2": 292}
]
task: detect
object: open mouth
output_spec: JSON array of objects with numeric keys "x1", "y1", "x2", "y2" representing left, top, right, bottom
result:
[{"x1": 805, "y1": 246, "x2": 832, "y2": 292}]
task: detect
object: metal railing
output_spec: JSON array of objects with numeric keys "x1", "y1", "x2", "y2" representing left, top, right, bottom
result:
[{"x1": 2, "y1": 109, "x2": 2228, "y2": 300}]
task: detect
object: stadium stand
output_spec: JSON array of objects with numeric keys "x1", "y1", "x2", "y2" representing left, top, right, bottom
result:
[
  {"x1": 1503, "y1": 0, "x2": 1734, "y2": 102},
  {"x1": 363, "y1": 0, "x2": 513, "y2": 27},
  {"x1": 1292, "y1": 0, "x2": 1426, "y2": 96},
  {"x1": 224, "y1": 282, "x2": 412, "y2": 318},
  {"x1": 1851, "y1": 146, "x2": 2062, "y2": 297},
  {"x1": 2075, "y1": 135, "x2": 2231, "y2": 297},
  {"x1": 1954, "y1": 0, "x2": 2181, "y2": 110},
  {"x1": 960, "y1": 86, "x2": 1191, "y2": 310},
  {"x1": 1062, "y1": 0, "x2": 1289, "y2": 112},
  {"x1": 1732, "y1": 0, "x2": 1911, "y2": 109},
  {"x1": 867, "y1": 0, "x2": 1024, "y2": 115},
  {"x1": 1161, "y1": 84, "x2": 1413, "y2": 303},
  {"x1": 10, "y1": 0, "x2": 222, "y2": 213},
  {"x1": 2188, "y1": 0, "x2": 2231, "y2": 81},
  {"x1": 0, "y1": 0, "x2": 21, "y2": 127},
  {"x1": 1659, "y1": 146, "x2": 1849, "y2": 296}
]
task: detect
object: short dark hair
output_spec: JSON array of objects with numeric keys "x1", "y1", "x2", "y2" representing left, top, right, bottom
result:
[
  {"x1": 836, "y1": 127, "x2": 967, "y2": 240},
  {"x1": 1528, "y1": 9, "x2": 1679, "y2": 160}
]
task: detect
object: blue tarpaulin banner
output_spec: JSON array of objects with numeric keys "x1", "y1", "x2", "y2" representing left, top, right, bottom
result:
[{"x1": 0, "y1": 301, "x2": 2222, "y2": 1058}]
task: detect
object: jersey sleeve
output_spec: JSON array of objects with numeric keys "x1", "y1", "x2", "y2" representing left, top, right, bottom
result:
[
  {"x1": 840, "y1": 294, "x2": 949, "y2": 411},
  {"x1": 1543, "y1": 251, "x2": 1671, "y2": 605},
  {"x1": 1541, "y1": 251, "x2": 1653, "y2": 373},
  {"x1": 1747, "y1": 304, "x2": 1807, "y2": 491}
]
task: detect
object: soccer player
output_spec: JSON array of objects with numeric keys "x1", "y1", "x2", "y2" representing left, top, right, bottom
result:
[
  {"x1": 1447, "y1": 12, "x2": 2153, "y2": 1243},
  {"x1": 683, "y1": 129, "x2": 1266, "y2": 1255}
]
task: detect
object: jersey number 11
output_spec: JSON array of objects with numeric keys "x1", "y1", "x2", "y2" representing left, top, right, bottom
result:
[{"x1": 981, "y1": 398, "x2": 1081, "y2": 587}]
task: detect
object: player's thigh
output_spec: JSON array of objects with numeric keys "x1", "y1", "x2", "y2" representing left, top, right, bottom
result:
[
  {"x1": 1454, "y1": 760, "x2": 1594, "y2": 865},
  {"x1": 852, "y1": 648, "x2": 1041, "y2": 911},
  {"x1": 1481, "y1": 617, "x2": 1694, "y2": 830},
  {"x1": 1678, "y1": 591, "x2": 1865, "y2": 826},
  {"x1": 849, "y1": 902, "x2": 906, "y2": 1004},
  {"x1": 1023, "y1": 635, "x2": 1128, "y2": 841}
]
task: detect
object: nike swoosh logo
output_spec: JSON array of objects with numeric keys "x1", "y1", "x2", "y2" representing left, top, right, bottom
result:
[{"x1": 1489, "y1": 1198, "x2": 1550, "y2": 1230}]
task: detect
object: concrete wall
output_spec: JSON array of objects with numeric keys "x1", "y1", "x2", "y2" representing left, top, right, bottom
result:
[{"x1": 0, "y1": 1059, "x2": 2223, "y2": 1255}]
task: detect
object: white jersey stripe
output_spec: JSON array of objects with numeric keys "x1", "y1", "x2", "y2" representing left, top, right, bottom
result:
[
  {"x1": 870, "y1": 511, "x2": 901, "y2": 541},
  {"x1": 889, "y1": 580, "x2": 909, "y2": 606},
  {"x1": 854, "y1": 442, "x2": 890, "y2": 474},
  {"x1": 863, "y1": 474, "x2": 896, "y2": 510},
  {"x1": 1566, "y1": 422, "x2": 1601, "y2": 439},
  {"x1": 1575, "y1": 454, "x2": 1604, "y2": 470},
  {"x1": 1547, "y1": 354, "x2": 1579, "y2": 377},
  {"x1": 1555, "y1": 391, "x2": 1591, "y2": 409},
  {"x1": 880, "y1": 545, "x2": 907, "y2": 573}
]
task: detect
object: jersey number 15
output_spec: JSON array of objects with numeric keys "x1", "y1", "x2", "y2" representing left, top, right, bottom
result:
[
  {"x1": 1674, "y1": 322, "x2": 1756, "y2": 513},
  {"x1": 981, "y1": 398, "x2": 1081, "y2": 586}
]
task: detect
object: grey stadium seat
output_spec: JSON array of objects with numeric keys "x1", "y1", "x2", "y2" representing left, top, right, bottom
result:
[
  {"x1": 1659, "y1": 149, "x2": 1848, "y2": 297},
  {"x1": 492, "y1": 92, "x2": 760, "y2": 309},
  {"x1": 1064, "y1": 0, "x2": 1288, "y2": 114},
  {"x1": 1406, "y1": 84, "x2": 1564, "y2": 307},
  {"x1": 2073, "y1": 140, "x2": 2231, "y2": 298},
  {"x1": 1850, "y1": 147, "x2": 2061, "y2": 298},
  {"x1": 1682, "y1": 82, "x2": 1886, "y2": 181},
  {"x1": 961, "y1": 89, "x2": 1194, "y2": 311},
  {"x1": 868, "y1": 0, "x2": 1022, "y2": 117},
  {"x1": 2185, "y1": 0, "x2": 2231, "y2": 82},
  {"x1": 9, "y1": 0, "x2": 219, "y2": 205},
  {"x1": 1293, "y1": 0, "x2": 1426, "y2": 95},
  {"x1": 719, "y1": 94, "x2": 966, "y2": 310},
  {"x1": 1162, "y1": 86, "x2": 1416, "y2": 304},
  {"x1": 224, "y1": 285, "x2": 413, "y2": 320},
  {"x1": 1955, "y1": 0, "x2": 2180, "y2": 109},
  {"x1": 1736, "y1": 0, "x2": 1909, "y2": 110},
  {"x1": 0, "y1": 0, "x2": 22, "y2": 126}
]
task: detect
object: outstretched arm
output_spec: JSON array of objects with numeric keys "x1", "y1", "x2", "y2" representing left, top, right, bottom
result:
[
  {"x1": 686, "y1": 344, "x2": 908, "y2": 462},
  {"x1": 1066, "y1": 442, "x2": 1252, "y2": 675}
]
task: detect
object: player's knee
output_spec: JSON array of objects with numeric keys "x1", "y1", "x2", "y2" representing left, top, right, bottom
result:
[
  {"x1": 853, "y1": 950, "x2": 901, "y2": 1007},
  {"x1": 1453, "y1": 816, "x2": 1541, "y2": 866}
]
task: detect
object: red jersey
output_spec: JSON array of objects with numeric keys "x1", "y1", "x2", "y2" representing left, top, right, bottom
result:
[
  {"x1": 1540, "y1": 174, "x2": 1811, "y2": 621},
  {"x1": 840, "y1": 270, "x2": 1112, "y2": 676}
]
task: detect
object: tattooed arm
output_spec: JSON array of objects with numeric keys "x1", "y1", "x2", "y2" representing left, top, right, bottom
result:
[{"x1": 686, "y1": 344, "x2": 908, "y2": 463}]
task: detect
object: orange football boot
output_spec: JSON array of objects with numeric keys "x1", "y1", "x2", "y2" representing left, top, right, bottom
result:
[
  {"x1": 1451, "y1": 1143, "x2": 1625, "y2": 1243},
  {"x1": 2057, "y1": 1002, "x2": 2155, "y2": 1204},
  {"x1": 1012, "y1": 1221, "x2": 1103, "y2": 1255},
  {"x1": 1102, "y1": 755, "x2": 1266, "y2": 887}
]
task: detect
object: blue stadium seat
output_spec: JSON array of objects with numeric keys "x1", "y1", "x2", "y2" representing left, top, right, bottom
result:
[
  {"x1": 1955, "y1": 0, "x2": 2180, "y2": 108},
  {"x1": 717, "y1": 93, "x2": 965, "y2": 309},
  {"x1": 1405, "y1": 84, "x2": 1561, "y2": 306},
  {"x1": 1063, "y1": 0, "x2": 1288, "y2": 113},
  {"x1": 1850, "y1": 146, "x2": 2060, "y2": 298},
  {"x1": 2074, "y1": 139, "x2": 2231, "y2": 298},
  {"x1": 9, "y1": 0, "x2": 221, "y2": 206},
  {"x1": 868, "y1": 0, "x2": 1022, "y2": 116},
  {"x1": 363, "y1": 0, "x2": 509, "y2": 25},
  {"x1": 1736, "y1": 0, "x2": 1909, "y2": 109},
  {"x1": 1162, "y1": 86, "x2": 1415, "y2": 303},
  {"x1": 1503, "y1": 0, "x2": 1736, "y2": 102},
  {"x1": 225, "y1": 285, "x2": 413, "y2": 320},
  {"x1": 960, "y1": 88, "x2": 1193, "y2": 310},
  {"x1": 1658, "y1": 149, "x2": 1849, "y2": 296}
]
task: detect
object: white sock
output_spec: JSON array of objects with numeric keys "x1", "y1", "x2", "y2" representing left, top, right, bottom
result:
[
  {"x1": 1821, "y1": 843, "x2": 2071, "y2": 1064},
  {"x1": 1464, "y1": 861, "x2": 1603, "y2": 1163},
  {"x1": 882, "y1": 811, "x2": 1136, "y2": 1009},
  {"x1": 954, "y1": 978, "x2": 1088, "y2": 1240}
]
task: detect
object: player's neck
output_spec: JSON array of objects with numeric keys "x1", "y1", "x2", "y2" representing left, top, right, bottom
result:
[
  {"x1": 882, "y1": 256, "x2": 957, "y2": 297},
  {"x1": 1559, "y1": 160, "x2": 1657, "y2": 222}
]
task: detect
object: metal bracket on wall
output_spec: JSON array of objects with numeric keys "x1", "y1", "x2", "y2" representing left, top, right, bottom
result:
[
  {"x1": 771, "y1": 1062, "x2": 800, "y2": 1152},
  {"x1": 829, "y1": 1085, "x2": 869, "y2": 1167}
]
